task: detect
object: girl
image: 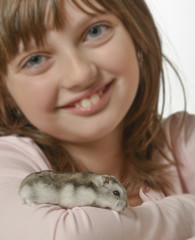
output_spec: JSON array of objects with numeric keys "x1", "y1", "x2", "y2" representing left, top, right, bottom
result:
[{"x1": 0, "y1": 0, "x2": 195, "y2": 239}]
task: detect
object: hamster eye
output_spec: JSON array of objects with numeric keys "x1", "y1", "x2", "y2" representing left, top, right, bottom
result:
[{"x1": 113, "y1": 190, "x2": 120, "y2": 197}]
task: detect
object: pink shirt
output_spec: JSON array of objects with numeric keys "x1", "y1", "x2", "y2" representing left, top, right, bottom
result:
[{"x1": 0, "y1": 112, "x2": 195, "y2": 240}]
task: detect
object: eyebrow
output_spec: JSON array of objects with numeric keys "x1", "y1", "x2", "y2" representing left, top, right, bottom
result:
[
  {"x1": 17, "y1": 40, "x2": 42, "y2": 55},
  {"x1": 67, "y1": 11, "x2": 109, "y2": 33}
]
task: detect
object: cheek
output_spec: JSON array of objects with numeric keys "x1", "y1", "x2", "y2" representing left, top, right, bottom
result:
[
  {"x1": 96, "y1": 37, "x2": 139, "y2": 81},
  {"x1": 99, "y1": 45, "x2": 139, "y2": 100},
  {"x1": 6, "y1": 75, "x2": 57, "y2": 115}
]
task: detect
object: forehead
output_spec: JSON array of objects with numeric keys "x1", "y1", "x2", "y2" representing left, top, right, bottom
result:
[
  {"x1": 61, "y1": 0, "x2": 106, "y2": 30},
  {"x1": 16, "y1": 0, "x2": 107, "y2": 53},
  {"x1": 46, "y1": 0, "x2": 106, "y2": 26},
  {"x1": 67, "y1": 0, "x2": 106, "y2": 14},
  {"x1": 1, "y1": 0, "x2": 108, "y2": 59}
]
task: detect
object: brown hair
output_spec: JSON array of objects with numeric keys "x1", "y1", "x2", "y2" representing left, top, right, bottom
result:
[{"x1": 0, "y1": 0, "x2": 185, "y2": 195}]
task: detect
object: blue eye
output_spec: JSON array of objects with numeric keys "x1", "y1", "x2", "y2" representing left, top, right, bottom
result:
[
  {"x1": 24, "y1": 55, "x2": 46, "y2": 68},
  {"x1": 86, "y1": 25, "x2": 108, "y2": 40}
]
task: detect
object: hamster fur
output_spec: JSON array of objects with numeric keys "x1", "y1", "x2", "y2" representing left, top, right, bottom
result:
[{"x1": 18, "y1": 171, "x2": 129, "y2": 212}]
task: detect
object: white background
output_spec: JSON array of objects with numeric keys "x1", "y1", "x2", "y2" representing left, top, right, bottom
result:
[{"x1": 145, "y1": 0, "x2": 195, "y2": 117}]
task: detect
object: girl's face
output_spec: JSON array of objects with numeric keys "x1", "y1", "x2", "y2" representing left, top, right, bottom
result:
[{"x1": 6, "y1": 0, "x2": 139, "y2": 144}]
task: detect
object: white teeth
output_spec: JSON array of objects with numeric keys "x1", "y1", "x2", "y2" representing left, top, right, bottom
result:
[
  {"x1": 74, "y1": 87, "x2": 104, "y2": 109},
  {"x1": 90, "y1": 94, "x2": 100, "y2": 105},
  {"x1": 81, "y1": 98, "x2": 92, "y2": 109}
]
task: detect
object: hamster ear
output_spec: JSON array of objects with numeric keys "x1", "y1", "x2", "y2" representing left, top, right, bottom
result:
[
  {"x1": 103, "y1": 176, "x2": 110, "y2": 185},
  {"x1": 95, "y1": 175, "x2": 110, "y2": 187}
]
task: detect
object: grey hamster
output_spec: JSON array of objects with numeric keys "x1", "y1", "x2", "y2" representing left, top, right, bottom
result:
[{"x1": 18, "y1": 171, "x2": 129, "y2": 212}]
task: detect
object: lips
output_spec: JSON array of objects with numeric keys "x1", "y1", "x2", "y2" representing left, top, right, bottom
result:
[
  {"x1": 58, "y1": 81, "x2": 113, "y2": 113},
  {"x1": 68, "y1": 86, "x2": 105, "y2": 109}
]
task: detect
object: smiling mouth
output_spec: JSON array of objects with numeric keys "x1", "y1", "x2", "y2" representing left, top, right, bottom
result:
[
  {"x1": 72, "y1": 86, "x2": 105, "y2": 109},
  {"x1": 62, "y1": 81, "x2": 113, "y2": 113}
]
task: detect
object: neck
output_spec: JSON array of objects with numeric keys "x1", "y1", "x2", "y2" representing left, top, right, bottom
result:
[{"x1": 65, "y1": 126, "x2": 127, "y2": 181}]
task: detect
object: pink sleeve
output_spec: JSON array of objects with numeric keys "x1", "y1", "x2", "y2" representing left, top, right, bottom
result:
[
  {"x1": 166, "y1": 113, "x2": 195, "y2": 194},
  {"x1": 0, "y1": 136, "x2": 195, "y2": 240}
]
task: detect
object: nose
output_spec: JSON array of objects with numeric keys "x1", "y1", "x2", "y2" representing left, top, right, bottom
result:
[{"x1": 60, "y1": 48, "x2": 98, "y2": 91}]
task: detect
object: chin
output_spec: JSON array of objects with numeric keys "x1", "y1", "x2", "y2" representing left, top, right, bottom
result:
[{"x1": 73, "y1": 122, "x2": 122, "y2": 144}]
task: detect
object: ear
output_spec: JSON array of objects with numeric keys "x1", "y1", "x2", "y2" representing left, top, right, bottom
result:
[
  {"x1": 100, "y1": 175, "x2": 111, "y2": 187},
  {"x1": 95, "y1": 175, "x2": 111, "y2": 188},
  {"x1": 103, "y1": 176, "x2": 110, "y2": 185}
]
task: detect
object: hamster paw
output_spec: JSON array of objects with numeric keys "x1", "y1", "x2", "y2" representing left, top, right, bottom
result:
[{"x1": 23, "y1": 199, "x2": 37, "y2": 207}]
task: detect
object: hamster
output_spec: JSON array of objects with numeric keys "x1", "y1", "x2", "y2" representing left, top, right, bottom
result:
[{"x1": 18, "y1": 171, "x2": 129, "y2": 212}]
